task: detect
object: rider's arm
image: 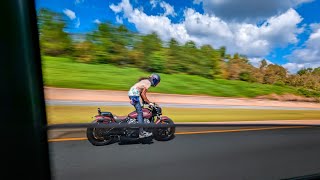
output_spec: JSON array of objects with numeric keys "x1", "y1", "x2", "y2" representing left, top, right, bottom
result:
[{"x1": 140, "y1": 87, "x2": 151, "y2": 104}]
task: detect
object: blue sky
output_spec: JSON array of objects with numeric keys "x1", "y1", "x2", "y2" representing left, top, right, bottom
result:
[{"x1": 35, "y1": 0, "x2": 320, "y2": 73}]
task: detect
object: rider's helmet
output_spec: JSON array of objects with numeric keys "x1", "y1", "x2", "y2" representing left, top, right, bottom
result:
[{"x1": 149, "y1": 73, "x2": 161, "y2": 87}]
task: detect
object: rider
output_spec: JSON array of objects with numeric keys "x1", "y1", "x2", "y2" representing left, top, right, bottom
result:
[{"x1": 128, "y1": 73, "x2": 161, "y2": 138}]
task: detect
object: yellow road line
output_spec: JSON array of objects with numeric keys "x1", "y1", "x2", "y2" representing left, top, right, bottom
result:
[
  {"x1": 175, "y1": 126, "x2": 308, "y2": 135},
  {"x1": 48, "y1": 126, "x2": 308, "y2": 142},
  {"x1": 48, "y1": 137, "x2": 87, "y2": 142}
]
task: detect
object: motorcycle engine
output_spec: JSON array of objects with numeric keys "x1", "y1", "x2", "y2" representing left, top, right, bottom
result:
[
  {"x1": 127, "y1": 118, "x2": 150, "y2": 124},
  {"x1": 125, "y1": 118, "x2": 150, "y2": 138},
  {"x1": 144, "y1": 118, "x2": 150, "y2": 124},
  {"x1": 127, "y1": 118, "x2": 137, "y2": 124}
]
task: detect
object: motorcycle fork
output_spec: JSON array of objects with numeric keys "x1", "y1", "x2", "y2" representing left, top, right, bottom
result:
[{"x1": 155, "y1": 116, "x2": 161, "y2": 124}]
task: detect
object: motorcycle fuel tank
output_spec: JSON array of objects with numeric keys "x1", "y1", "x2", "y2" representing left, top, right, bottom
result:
[{"x1": 128, "y1": 108, "x2": 152, "y2": 119}]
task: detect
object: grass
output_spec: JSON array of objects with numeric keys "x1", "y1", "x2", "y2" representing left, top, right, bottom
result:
[
  {"x1": 42, "y1": 56, "x2": 305, "y2": 98},
  {"x1": 46, "y1": 106, "x2": 320, "y2": 124}
]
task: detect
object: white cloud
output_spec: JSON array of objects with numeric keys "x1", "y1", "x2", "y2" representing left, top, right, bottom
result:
[
  {"x1": 230, "y1": 8, "x2": 303, "y2": 56},
  {"x1": 248, "y1": 58, "x2": 273, "y2": 68},
  {"x1": 94, "y1": 19, "x2": 101, "y2": 24},
  {"x1": 290, "y1": 23, "x2": 320, "y2": 62},
  {"x1": 285, "y1": 23, "x2": 320, "y2": 73},
  {"x1": 282, "y1": 62, "x2": 320, "y2": 73},
  {"x1": 193, "y1": 0, "x2": 202, "y2": 4},
  {"x1": 63, "y1": 9, "x2": 76, "y2": 20},
  {"x1": 109, "y1": 0, "x2": 187, "y2": 42},
  {"x1": 75, "y1": 0, "x2": 84, "y2": 5},
  {"x1": 63, "y1": 9, "x2": 80, "y2": 28},
  {"x1": 116, "y1": 16, "x2": 123, "y2": 24},
  {"x1": 197, "y1": 0, "x2": 313, "y2": 22},
  {"x1": 109, "y1": 0, "x2": 303, "y2": 58},
  {"x1": 75, "y1": 18, "x2": 80, "y2": 28},
  {"x1": 283, "y1": 63, "x2": 306, "y2": 73},
  {"x1": 150, "y1": 0, "x2": 158, "y2": 8},
  {"x1": 109, "y1": 3, "x2": 125, "y2": 14},
  {"x1": 160, "y1": 1, "x2": 176, "y2": 17},
  {"x1": 182, "y1": 9, "x2": 233, "y2": 48}
]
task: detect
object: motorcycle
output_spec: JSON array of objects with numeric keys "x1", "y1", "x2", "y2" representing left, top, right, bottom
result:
[{"x1": 86, "y1": 103, "x2": 175, "y2": 146}]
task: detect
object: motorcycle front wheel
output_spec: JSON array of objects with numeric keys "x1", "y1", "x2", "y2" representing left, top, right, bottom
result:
[
  {"x1": 153, "y1": 118, "x2": 175, "y2": 141},
  {"x1": 86, "y1": 121, "x2": 113, "y2": 146}
]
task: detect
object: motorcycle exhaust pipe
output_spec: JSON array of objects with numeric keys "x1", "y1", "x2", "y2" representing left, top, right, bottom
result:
[{"x1": 103, "y1": 129, "x2": 125, "y2": 136}]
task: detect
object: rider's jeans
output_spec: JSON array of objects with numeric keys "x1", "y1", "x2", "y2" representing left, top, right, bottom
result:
[{"x1": 129, "y1": 96, "x2": 144, "y2": 134}]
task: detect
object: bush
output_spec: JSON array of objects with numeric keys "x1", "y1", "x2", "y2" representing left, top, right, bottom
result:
[
  {"x1": 298, "y1": 88, "x2": 320, "y2": 97},
  {"x1": 274, "y1": 81, "x2": 286, "y2": 87},
  {"x1": 239, "y1": 72, "x2": 251, "y2": 81}
]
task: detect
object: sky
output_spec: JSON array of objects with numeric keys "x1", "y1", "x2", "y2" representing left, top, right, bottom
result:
[{"x1": 35, "y1": 0, "x2": 320, "y2": 73}]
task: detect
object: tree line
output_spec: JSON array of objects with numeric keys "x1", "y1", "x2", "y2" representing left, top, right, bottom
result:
[{"x1": 37, "y1": 9, "x2": 320, "y2": 93}]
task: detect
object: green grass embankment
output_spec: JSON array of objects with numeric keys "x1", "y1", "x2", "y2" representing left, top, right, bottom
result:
[{"x1": 42, "y1": 56, "x2": 308, "y2": 98}]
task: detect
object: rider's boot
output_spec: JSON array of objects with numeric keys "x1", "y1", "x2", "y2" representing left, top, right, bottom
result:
[{"x1": 139, "y1": 131, "x2": 152, "y2": 138}]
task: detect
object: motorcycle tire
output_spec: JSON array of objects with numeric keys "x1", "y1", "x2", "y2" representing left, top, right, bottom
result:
[
  {"x1": 86, "y1": 121, "x2": 113, "y2": 146},
  {"x1": 153, "y1": 118, "x2": 175, "y2": 141}
]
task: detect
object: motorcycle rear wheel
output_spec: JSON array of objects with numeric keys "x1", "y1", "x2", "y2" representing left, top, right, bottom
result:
[
  {"x1": 153, "y1": 118, "x2": 175, "y2": 141},
  {"x1": 86, "y1": 122, "x2": 113, "y2": 146}
]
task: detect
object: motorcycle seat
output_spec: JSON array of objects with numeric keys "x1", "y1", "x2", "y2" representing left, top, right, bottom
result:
[{"x1": 114, "y1": 116, "x2": 127, "y2": 122}]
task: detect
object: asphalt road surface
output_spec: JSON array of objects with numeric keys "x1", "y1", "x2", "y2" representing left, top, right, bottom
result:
[{"x1": 49, "y1": 127, "x2": 320, "y2": 180}]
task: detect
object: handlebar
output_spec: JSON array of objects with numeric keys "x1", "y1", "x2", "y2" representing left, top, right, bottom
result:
[{"x1": 143, "y1": 102, "x2": 158, "y2": 108}]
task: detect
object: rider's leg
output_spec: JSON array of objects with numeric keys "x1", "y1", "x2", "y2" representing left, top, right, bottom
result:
[
  {"x1": 133, "y1": 100, "x2": 144, "y2": 134},
  {"x1": 130, "y1": 96, "x2": 151, "y2": 138}
]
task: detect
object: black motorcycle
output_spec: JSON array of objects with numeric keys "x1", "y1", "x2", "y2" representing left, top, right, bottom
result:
[{"x1": 86, "y1": 103, "x2": 175, "y2": 146}]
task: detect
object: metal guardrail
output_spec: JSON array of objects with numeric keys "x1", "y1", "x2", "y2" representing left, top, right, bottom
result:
[{"x1": 47, "y1": 122, "x2": 320, "y2": 130}]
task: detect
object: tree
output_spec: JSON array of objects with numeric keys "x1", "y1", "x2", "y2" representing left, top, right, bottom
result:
[
  {"x1": 226, "y1": 55, "x2": 254, "y2": 81},
  {"x1": 312, "y1": 67, "x2": 320, "y2": 75},
  {"x1": 110, "y1": 25, "x2": 133, "y2": 64},
  {"x1": 259, "y1": 59, "x2": 268, "y2": 70},
  {"x1": 219, "y1": 46, "x2": 226, "y2": 58},
  {"x1": 297, "y1": 68, "x2": 313, "y2": 75},
  {"x1": 86, "y1": 22, "x2": 133, "y2": 64},
  {"x1": 181, "y1": 41, "x2": 203, "y2": 76},
  {"x1": 148, "y1": 50, "x2": 167, "y2": 72},
  {"x1": 166, "y1": 38, "x2": 184, "y2": 73},
  {"x1": 200, "y1": 45, "x2": 221, "y2": 78},
  {"x1": 135, "y1": 32, "x2": 163, "y2": 71},
  {"x1": 87, "y1": 23, "x2": 116, "y2": 63},
  {"x1": 263, "y1": 64, "x2": 287, "y2": 84},
  {"x1": 37, "y1": 9, "x2": 72, "y2": 56},
  {"x1": 73, "y1": 41, "x2": 95, "y2": 63},
  {"x1": 287, "y1": 66, "x2": 320, "y2": 90}
]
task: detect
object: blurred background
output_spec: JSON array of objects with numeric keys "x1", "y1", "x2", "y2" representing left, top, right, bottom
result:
[
  {"x1": 36, "y1": 0, "x2": 320, "y2": 125},
  {"x1": 34, "y1": 1, "x2": 320, "y2": 179}
]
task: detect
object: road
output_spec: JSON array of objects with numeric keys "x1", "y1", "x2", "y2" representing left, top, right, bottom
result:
[
  {"x1": 44, "y1": 87, "x2": 320, "y2": 110},
  {"x1": 49, "y1": 126, "x2": 320, "y2": 180},
  {"x1": 46, "y1": 100, "x2": 320, "y2": 110}
]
